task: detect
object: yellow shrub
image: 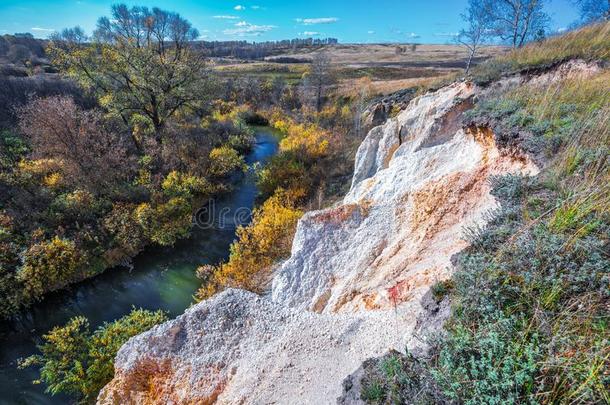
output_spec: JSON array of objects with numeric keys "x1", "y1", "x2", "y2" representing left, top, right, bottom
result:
[
  {"x1": 43, "y1": 172, "x2": 63, "y2": 189},
  {"x1": 267, "y1": 109, "x2": 287, "y2": 126},
  {"x1": 208, "y1": 146, "x2": 246, "y2": 177},
  {"x1": 19, "y1": 237, "x2": 83, "y2": 300},
  {"x1": 18, "y1": 158, "x2": 62, "y2": 180},
  {"x1": 103, "y1": 203, "x2": 145, "y2": 262},
  {"x1": 65, "y1": 189, "x2": 94, "y2": 207},
  {"x1": 271, "y1": 118, "x2": 291, "y2": 134},
  {"x1": 270, "y1": 118, "x2": 330, "y2": 159},
  {"x1": 196, "y1": 188, "x2": 303, "y2": 299},
  {"x1": 161, "y1": 171, "x2": 211, "y2": 199},
  {"x1": 134, "y1": 197, "x2": 193, "y2": 246},
  {"x1": 209, "y1": 104, "x2": 248, "y2": 123}
]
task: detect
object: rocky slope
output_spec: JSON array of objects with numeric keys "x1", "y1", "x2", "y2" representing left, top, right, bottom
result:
[{"x1": 97, "y1": 63, "x2": 602, "y2": 404}]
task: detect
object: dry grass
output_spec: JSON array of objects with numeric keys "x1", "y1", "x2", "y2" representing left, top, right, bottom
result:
[
  {"x1": 337, "y1": 76, "x2": 445, "y2": 97},
  {"x1": 369, "y1": 77, "x2": 442, "y2": 95},
  {"x1": 502, "y1": 21, "x2": 610, "y2": 67},
  {"x1": 273, "y1": 43, "x2": 506, "y2": 67},
  {"x1": 471, "y1": 21, "x2": 610, "y2": 84},
  {"x1": 489, "y1": 69, "x2": 610, "y2": 237}
]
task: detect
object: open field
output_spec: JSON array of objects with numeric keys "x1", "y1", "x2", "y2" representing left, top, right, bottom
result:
[
  {"x1": 215, "y1": 43, "x2": 508, "y2": 94},
  {"x1": 270, "y1": 43, "x2": 507, "y2": 67}
]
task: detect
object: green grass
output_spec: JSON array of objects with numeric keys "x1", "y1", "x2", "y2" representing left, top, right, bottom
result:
[
  {"x1": 361, "y1": 380, "x2": 385, "y2": 402},
  {"x1": 433, "y1": 54, "x2": 610, "y2": 403}
]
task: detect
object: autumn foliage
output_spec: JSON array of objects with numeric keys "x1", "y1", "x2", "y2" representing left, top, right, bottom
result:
[{"x1": 196, "y1": 188, "x2": 303, "y2": 299}]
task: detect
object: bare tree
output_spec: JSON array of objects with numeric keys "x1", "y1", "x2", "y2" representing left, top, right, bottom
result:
[
  {"x1": 49, "y1": 26, "x2": 87, "y2": 44},
  {"x1": 233, "y1": 76, "x2": 262, "y2": 106},
  {"x1": 351, "y1": 77, "x2": 373, "y2": 138},
  {"x1": 573, "y1": 0, "x2": 610, "y2": 22},
  {"x1": 271, "y1": 75, "x2": 287, "y2": 105},
  {"x1": 483, "y1": 0, "x2": 549, "y2": 47},
  {"x1": 458, "y1": 0, "x2": 491, "y2": 75},
  {"x1": 303, "y1": 52, "x2": 335, "y2": 112},
  {"x1": 19, "y1": 96, "x2": 134, "y2": 194},
  {"x1": 280, "y1": 84, "x2": 301, "y2": 111}
]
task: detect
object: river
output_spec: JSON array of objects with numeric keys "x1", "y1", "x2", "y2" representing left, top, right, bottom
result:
[{"x1": 0, "y1": 128, "x2": 279, "y2": 404}]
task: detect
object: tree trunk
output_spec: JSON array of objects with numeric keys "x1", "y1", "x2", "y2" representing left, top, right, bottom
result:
[{"x1": 465, "y1": 48, "x2": 476, "y2": 76}]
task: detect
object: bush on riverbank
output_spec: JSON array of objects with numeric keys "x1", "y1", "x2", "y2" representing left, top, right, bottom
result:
[
  {"x1": 0, "y1": 3, "x2": 264, "y2": 320},
  {"x1": 20, "y1": 308, "x2": 167, "y2": 403},
  {"x1": 0, "y1": 101, "x2": 253, "y2": 318},
  {"x1": 256, "y1": 114, "x2": 330, "y2": 199},
  {"x1": 258, "y1": 109, "x2": 357, "y2": 204},
  {"x1": 196, "y1": 188, "x2": 303, "y2": 299}
]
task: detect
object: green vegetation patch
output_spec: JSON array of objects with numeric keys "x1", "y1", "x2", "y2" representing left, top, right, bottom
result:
[{"x1": 20, "y1": 308, "x2": 167, "y2": 403}]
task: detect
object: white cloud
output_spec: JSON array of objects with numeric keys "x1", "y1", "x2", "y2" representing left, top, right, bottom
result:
[
  {"x1": 213, "y1": 15, "x2": 239, "y2": 19},
  {"x1": 234, "y1": 5, "x2": 245, "y2": 10},
  {"x1": 224, "y1": 22, "x2": 275, "y2": 36},
  {"x1": 557, "y1": 27, "x2": 567, "y2": 33},
  {"x1": 251, "y1": 5, "x2": 261, "y2": 9},
  {"x1": 300, "y1": 31, "x2": 320, "y2": 36},
  {"x1": 296, "y1": 17, "x2": 339, "y2": 25},
  {"x1": 367, "y1": 30, "x2": 375, "y2": 34},
  {"x1": 407, "y1": 32, "x2": 420, "y2": 38},
  {"x1": 31, "y1": 27, "x2": 55, "y2": 33}
]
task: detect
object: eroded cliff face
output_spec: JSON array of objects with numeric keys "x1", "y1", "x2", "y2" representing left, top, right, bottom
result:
[
  {"x1": 97, "y1": 68, "x2": 574, "y2": 404},
  {"x1": 272, "y1": 81, "x2": 536, "y2": 314},
  {"x1": 98, "y1": 289, "x2": 418, "y2": 404}
]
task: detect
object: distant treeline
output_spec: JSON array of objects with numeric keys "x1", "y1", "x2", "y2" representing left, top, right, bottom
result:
[
  {"x1": 0, "y1": 33, "x2": 47, "y2": 65},
  {"x1": 196, "y1": 37, "x2": 339, "y2": 59},
  {"x1": 0, "y1": 34, "x2": 339, "y2": 64}
]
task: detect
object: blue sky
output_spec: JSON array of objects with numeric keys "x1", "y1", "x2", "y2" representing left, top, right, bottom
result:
[{"x1": 0, "y1": 0, "x2": 581, "y2": 43}]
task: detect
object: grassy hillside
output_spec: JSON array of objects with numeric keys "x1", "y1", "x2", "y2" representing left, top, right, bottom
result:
[
  {"x1": 359, "y1": 22, "x2": 610, "y2": 404},
  {"x1": 471, "y1": 21, "x2": 610, "y2": 84}
]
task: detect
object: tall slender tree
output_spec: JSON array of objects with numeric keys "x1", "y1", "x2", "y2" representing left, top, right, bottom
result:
[
  {"x1": 303, "y1": 52, "x2": 335, "y2": 112},
  {"x1": 458, "y1": 0, "x2": 492, "y2": 75},
  {"x1": 573, "y1": 0, "x2": 610, "y2": 22},
  {"x1": 482, "y1": 0, "x2": 549, "y2": 47}
]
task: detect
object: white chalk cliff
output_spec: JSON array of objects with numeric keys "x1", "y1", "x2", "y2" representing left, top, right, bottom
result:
[{"x1": 99, "y1": 74, "x2": 549, "y2": 404}]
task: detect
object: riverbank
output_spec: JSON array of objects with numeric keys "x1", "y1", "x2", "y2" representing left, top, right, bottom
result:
[{"x1": 0, "y1": 129, "x2": 278, "y2": 404}]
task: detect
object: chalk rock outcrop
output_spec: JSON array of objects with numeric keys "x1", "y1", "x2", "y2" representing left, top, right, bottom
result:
[
  {"x1": 272, "y1": 81, "x2": 537, "y2": 313},
  {"x1": 98, "y1": 289, "x2": 417, "y2": 404},
  {"x1": 99, "y1": 74, "x2": 551, "y2": 404}
]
